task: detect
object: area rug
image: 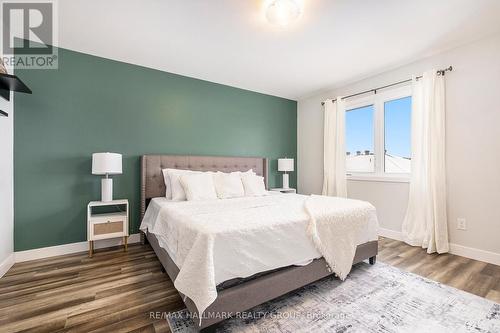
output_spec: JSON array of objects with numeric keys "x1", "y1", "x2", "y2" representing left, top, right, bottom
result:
[{"x1": 167, "y1": 262, "x2": 500, "y2": 332}]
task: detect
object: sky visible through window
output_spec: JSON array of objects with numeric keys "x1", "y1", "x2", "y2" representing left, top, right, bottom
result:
[
  {"x1": 345, "y1": 105, "x2": 374, "y2": 155},
  {"x1": 385, "y1": 96, "x2": 411, "y2": 158}
]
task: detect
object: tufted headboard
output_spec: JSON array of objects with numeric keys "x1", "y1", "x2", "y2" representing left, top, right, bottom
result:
[{"x1": 140, "y1": 154, "x2": 268, "y2": 219}]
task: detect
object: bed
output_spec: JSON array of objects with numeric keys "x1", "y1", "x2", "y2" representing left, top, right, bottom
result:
[{"x1": 139, "y1": 154, "x2": 378, "y2": 331}]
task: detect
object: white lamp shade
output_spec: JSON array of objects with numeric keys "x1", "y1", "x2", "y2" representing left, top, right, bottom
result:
[
  {"x1": 278, "y1": 158, "x2": 294, "y2": 172},
  {"x1": 92, "y1": 152, "x2": 122, "y2": 175}
]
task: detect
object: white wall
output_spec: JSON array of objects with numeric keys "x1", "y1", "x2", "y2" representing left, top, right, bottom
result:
[
  {"x1": 0, "y1": 84, "x2": 14, "y2": 277},
  {"x1": 298, "y1": 33, "x2": 500, "y2": 256}
]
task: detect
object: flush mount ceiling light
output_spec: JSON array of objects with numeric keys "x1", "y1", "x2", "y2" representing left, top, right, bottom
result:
[{"x1": 265, "y1": 0, "x2": 302, "y2": 26}]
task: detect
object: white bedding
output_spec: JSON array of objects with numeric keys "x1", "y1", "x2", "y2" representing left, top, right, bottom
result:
[{"x1": 140, "y1": 193, "x2": 378, "y2": 317}]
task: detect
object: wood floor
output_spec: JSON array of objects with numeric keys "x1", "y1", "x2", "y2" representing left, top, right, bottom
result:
[
  {"x1": 0, "y1": 238, "x2": 498, "y2": 333},
  {"x1": 378, "y1": 237, "x2": 500, "y2": 303},
  {"x1": 0, "y1": 245, "x2": 184, "y2": 333}
]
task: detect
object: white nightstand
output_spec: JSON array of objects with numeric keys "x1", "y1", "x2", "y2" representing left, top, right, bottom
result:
[
  {"x1": 87, "y1": 199, "x2": 129, "y2": 257},
  {"x1": 270, "y1": 188, "x2": 297, "y2": 194}
]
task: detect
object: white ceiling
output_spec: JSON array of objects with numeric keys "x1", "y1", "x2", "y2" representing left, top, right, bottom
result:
[{"x1": 57, "y1": 0, "x2": 500, "y2": 100}]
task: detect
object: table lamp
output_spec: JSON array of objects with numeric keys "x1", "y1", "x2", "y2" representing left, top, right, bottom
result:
[
  {"x1": 278, "y1": 158, "x2": 294, "y2": 189},
  {"x1": 92, "y1": 152, "x2": 122, "y2": 202}
]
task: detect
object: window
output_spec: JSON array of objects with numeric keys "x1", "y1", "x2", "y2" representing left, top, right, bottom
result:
[
  {"x1": 346, "y1": 105, "x2": 375, "y2": 173},
  {"x1": 344, "y1": 86, "x2": 412, "y2": 180}
]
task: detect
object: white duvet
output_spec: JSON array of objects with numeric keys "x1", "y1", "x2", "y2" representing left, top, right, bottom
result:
[{"x1": 140, "y1": 193, "x2": 378, "y2": 318}]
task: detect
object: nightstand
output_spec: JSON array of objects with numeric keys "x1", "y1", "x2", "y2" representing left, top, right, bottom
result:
[
  {"x1": 87, "y1": 199, "x2": 129, "y2": 257},
  {"x1": 270, "y1": 188, "x2": 297, "y2": 194}
]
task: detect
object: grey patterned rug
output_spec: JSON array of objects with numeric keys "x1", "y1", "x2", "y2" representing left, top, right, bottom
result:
[{"x1": 167, "y1": 262, "x2": 500, "y2": 332}]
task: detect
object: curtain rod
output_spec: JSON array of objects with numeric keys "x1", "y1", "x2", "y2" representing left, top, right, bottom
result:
[{"x1": 321, "y1": 66, "x2": 453, "y2": 106}]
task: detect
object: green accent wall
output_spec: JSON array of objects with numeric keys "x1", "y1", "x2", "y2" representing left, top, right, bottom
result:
[{"x1": 14, "y1": 46, "x2": 297, "y2": 251}]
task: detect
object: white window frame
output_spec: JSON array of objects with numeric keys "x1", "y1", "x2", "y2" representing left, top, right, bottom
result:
[{"x1": 345, "y1": 85, "x2": 412, "y2": 183}]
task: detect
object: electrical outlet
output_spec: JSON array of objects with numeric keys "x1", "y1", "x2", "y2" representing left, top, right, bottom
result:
[{"x1": 457, "y1": 218, "x2": 467, "y2": 230}]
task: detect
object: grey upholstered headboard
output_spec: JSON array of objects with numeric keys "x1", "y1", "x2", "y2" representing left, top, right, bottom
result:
[{"x1": 140, "y1": 154, "x2": 268, "y2": 218}]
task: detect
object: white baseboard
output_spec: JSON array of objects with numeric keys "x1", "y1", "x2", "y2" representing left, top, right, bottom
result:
[
  {"x1": 449, "y1": 243, "x2": 500, "y2": 266},
  {"x1": 378, "y1": 227, "x2": 500, "y2": 266},
  {"x1": 9, "y1": 228, "x2": 500, "y2": 268},
  {"x1": 14, "y1": 233, "x2": 141, "y2": 263},
  {"x1": 0, "y1": 253, "x2": 15, "y2": 278},
  {"x1": 378, "y1": 227, "x2": 404, "y2": 241}
]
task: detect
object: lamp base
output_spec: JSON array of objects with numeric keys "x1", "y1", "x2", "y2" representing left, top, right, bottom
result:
[
  {"x1": 101, "y1": 178, "x2": 113, "y2": 202},
  {"x1": 282, "y1": 173, "x2": 289, "y2": 189}
]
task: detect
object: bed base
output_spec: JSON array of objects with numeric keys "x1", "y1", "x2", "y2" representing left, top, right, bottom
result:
[{"x1": 146, "y1": 231, "x2": 378, "y2": 331}]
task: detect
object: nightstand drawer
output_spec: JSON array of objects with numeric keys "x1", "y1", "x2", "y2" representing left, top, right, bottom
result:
[
  {"x1": 94, "y1": 221, "x2": 124, "y2": 235},
  {"x1": 89, "y1": 212, "x2": 127, "y2": 239}
]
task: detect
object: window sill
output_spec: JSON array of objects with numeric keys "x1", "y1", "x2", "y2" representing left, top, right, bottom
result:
[{"x1": 347, "y1": 175, "x2": 410, "y2": 183}]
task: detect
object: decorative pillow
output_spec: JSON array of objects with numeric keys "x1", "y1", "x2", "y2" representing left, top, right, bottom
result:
[
  {"x1": 180, "y1": 173, "x2": 218, "y2": 201},
  {"x1": 166, "y1": 169, "x2": 199, "y2": 201},
  {"x1": 213, "y1": 172, "x2": 245, "y2": 199},
  {"x1": 241, "y1": 174, "x2": 267, "y2": 196}
]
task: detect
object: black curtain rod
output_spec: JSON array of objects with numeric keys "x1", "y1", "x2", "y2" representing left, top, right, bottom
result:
[{"x1": 321, "y1": 66, "x2": 453, "y2": 106}]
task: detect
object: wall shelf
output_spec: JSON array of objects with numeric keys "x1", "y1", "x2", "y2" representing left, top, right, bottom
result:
[{"x1": 0, "y1": 73, "x2": 32, "y2": 101}]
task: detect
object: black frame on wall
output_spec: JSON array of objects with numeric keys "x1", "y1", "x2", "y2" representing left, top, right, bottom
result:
[
  {"x1": 0, "y1": 73, "x2": 32, "y2": 117},
  {"x1": 0, "y1": 73, "x2": 32, "y2": 100}
]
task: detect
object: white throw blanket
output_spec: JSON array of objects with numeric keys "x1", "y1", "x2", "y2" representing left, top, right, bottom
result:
[{"x1": 304, "y1": 195, "x2": 376, "y2": 280}]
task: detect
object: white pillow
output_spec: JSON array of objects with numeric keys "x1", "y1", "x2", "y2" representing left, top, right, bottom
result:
[
  {"x1": 241, "y1": 174, "x2": 267, "y2": 196},
  {"x1": 166, "y1": 169, "x2": 199, "y2": 201},
  {"x1": 213, "y1": 172, "x2": 245, "y2": 199},
  {"x1": 162, "y1": 168, "x2": 255, "y2": 200},
  {"x1": 180, "y1": 173, "x2": 218, "y2": 201},
  {"x1": 162, "y1": 169, "x2": 173, "y2": 199},
  {"x1": 240, "y1": 169, "x2": 256, "y2": 177}
]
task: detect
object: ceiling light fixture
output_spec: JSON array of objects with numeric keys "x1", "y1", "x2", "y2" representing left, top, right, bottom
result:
[{"x1": 265, "y1": 0, "x2": 302, "y2": 26}]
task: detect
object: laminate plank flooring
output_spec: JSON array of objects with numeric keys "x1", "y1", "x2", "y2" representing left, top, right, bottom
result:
[
  {"x1": 378, "y1": 237, "x2": 500, "y2": 302},
  {"x1": 0, "y1": 245, "x2": 184, "y2": 333},
  {"x1": 1, "y1": 238, "x2": 498, "y2": 332}
]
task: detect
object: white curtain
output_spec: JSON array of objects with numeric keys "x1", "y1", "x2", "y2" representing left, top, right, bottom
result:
[
  {"x1": 322, "y1": 98, "x2": 347, "y2": 197},
  {"x1": 402, "y1": 70, "x2": 449, "y2": 254}
]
